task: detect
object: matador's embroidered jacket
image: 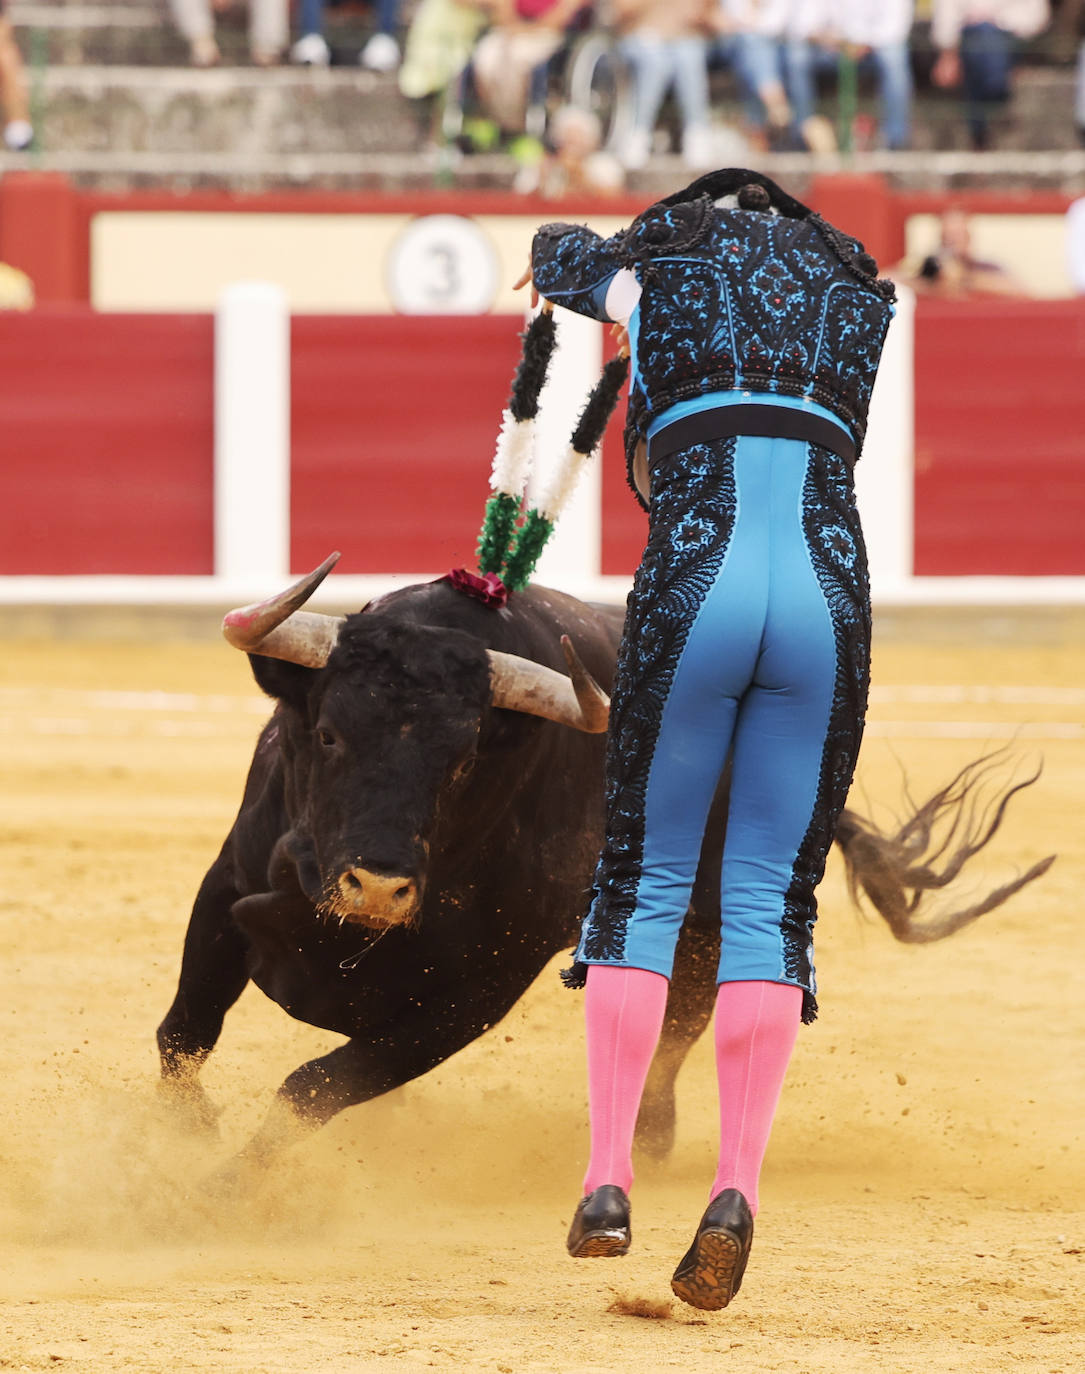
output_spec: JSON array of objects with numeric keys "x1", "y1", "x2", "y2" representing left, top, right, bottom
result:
[{"x1": 530, "y1": 168, "x2": 896, "y2": 507}]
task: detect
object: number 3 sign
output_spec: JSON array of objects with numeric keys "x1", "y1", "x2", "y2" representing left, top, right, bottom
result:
[{"x1": 386, "y1": 215, "x2": 501, "y2": 314}]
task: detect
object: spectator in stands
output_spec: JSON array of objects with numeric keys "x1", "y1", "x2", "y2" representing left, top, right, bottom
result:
[
  {"x1": 167, "y1": 0, "x2": 289, "y2": 67},
  {"x1": 0, "y1": 0, "x2": 33, "y2": 150},
  {"x1": 519, "y1": 103, "x2": 626, "y2": 193},
  {"x1": 712, "y1": 0, "x2": 791, "y2": 151},
  {"x1": 781, "y1": 1, "x2": 913, "y2": 152},
  {"x1": 398, "y1": 0, "x2": 490, "y2": 143},
  {"x1": 613, "y1": 0, "x2": 715, "y2": 168},
  {"x1": 895, "y1": 207, "x2": 1030, "y2": 297},
  {"x1": 778, "y1": 0, "x2": 836, "y2": 150},
  {"x1": 930, "y1": 0, "x2": 1051, "y2": 150},
  {"x1": 291, "y1": 0, "x2": 403, "y2": 70},
  {"x1": 841, "y1": 0, "x2": 914, "y2": 149},
  {"x1": 471, "y1": 0, "x2": 587, "y2": 142}
]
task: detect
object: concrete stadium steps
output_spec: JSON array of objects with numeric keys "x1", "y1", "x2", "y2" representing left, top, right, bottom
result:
[
  {"x1": 14, "y1": 3, "x2": 190, "y2": 67},
  {"x1": 22, "y1": 64, "x2": 1083, "y2": 161},
  {"x1": 28, "y1": 65, "x2": 419, "y2": 156},
  {"x1": 12, "y1": 1, "x2": 376, "y2": 65},
  {"x1": 4, "y1": 144, "x2": 1085, "y2": 195},
  {"x1": 920, "y1": 66, "x2": 1083, "y2": 153},
  {"x1": 0, "y1": 145, "x2": 508, "y2": 191}
]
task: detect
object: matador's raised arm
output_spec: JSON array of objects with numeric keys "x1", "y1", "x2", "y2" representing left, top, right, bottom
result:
[{"x1": 530, "y1": 222, "x2": 631, "y2": 322}]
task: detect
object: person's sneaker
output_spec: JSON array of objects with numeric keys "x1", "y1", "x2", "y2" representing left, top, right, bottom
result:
[
  {"x1": 566, "y1": 1184, "x2": 631, "y2": 1258},
  {"x1": 620, "y1": 128, "x2": 651, "y2": 171},
  {"x1": 360, "y1": 32, "x2": 400, "y2": 72},
  {"x1": 3, "y1": 120, "x2": 33, "y2": 152},
  {"x1": 290, "y1": 33, "x2": 330, "y2": 66},
  {"x1": 670, "y1": 1188, "x2": 753, "y2": 1311},
  {"x1": 682, "y1": 123, "x2": 714, "y2": 168},
  {"x1": 459, "y1": 116, "x2": 500, "y2": 152}
]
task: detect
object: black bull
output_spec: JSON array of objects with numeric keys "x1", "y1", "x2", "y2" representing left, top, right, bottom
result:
[{"x1": 157, "y1": 570, "x2": 1052, "y2": 1165}]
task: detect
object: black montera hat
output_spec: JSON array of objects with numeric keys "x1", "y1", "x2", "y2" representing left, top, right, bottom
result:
[{"x1": 657, "y1": 168, "x2": 814, "y2": 221}]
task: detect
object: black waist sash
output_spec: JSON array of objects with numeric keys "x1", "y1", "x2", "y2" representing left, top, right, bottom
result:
[{"x1": 647, "y1": 403, "x2": 857, "y2": 470}]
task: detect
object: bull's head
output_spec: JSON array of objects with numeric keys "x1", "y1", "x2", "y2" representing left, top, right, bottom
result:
[{"x1": 223, "y1": 554, "x2": 609, "y2": 932}]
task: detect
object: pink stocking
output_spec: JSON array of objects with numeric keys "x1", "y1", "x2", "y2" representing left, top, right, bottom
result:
[
  {"x1": 711, "y1": 980, "x2": 802, "y2": 1215},
  {"x1": 581, "y1": 964, "x2": 670, "y2": 1195}
]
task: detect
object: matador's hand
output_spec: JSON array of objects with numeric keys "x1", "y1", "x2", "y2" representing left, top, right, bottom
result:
[{"x1": 513, "y1": 260, "x2": 552, "y2": 313}]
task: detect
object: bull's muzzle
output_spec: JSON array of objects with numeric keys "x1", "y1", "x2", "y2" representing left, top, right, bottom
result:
[{"x1": 335, "y1": 866, "x2": 420, "y2": 927}]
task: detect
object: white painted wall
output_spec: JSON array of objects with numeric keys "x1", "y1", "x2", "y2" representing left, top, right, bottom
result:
[
  {"x1": 856, "y1": 285, "x2": 915, "y2": 600},
  {"x1": 213, "y1": 281, "x2": 290, "y2": 582}
]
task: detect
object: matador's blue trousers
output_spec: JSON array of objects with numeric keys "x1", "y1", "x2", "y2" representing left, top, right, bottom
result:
[{"x1": 574, "y1": 430, "x2": 870, "y2": 1023}]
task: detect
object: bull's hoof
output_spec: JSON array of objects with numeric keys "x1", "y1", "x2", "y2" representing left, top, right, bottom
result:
[
  {"x1": 200, "y1": 1153, "x2": 272, "y2": 1206},
  {"x1": 634, "y1": 1097, "x2": 677, "y2": 1161},
  {"x1": 156, "y1": 1078, "x2": 221, "y2": 1138},
  {"x1": 566, "y1": 1184, "x2": 631, "y2": 1258},
  {"x1": 670, "y1": 1189, "x2": 753, "y2": 1311}
]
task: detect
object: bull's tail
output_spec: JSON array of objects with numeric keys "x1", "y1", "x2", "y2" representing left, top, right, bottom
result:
[{"x1": 834, "y1": 750, "x2": 1055, "y2": 944}]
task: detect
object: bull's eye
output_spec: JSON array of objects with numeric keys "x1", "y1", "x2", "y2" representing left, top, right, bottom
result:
[
  {"x1": 453, "y1": 757, "x2": 477, "y2": 785},
  {"x1": 317, "y1": 727, "x2": 337, "y2": 750}
]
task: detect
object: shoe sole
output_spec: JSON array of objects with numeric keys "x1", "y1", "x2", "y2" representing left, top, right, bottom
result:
[
  {"x1": 568, "y1": 1228, "x2": 630, "y2": 1258},
  {"x1": 670, "y1": 1228, "x2": 743, "y2": 1310}
]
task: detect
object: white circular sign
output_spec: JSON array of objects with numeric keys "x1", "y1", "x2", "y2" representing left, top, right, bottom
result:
[{"x1": 386, "y1": 214, "x2": 501, "y2": 315}]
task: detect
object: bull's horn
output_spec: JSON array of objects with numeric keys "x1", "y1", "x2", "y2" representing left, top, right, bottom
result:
[
  {"x1": 222, "y1": 552, "x2": 346, "y2": 667},
  {"x1": 488, "y1": 635, "x2": 610, "y2": 733}
]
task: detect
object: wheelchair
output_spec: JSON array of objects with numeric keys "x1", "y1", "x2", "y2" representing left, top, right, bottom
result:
[{"x1": 440, "y1": 11, "x2": 635, "y2": 158}]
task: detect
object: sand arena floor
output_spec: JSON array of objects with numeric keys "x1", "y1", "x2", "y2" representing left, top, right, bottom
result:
[{"x1": 0, "y1": 616, "x2": 1082, "y2": 1372}]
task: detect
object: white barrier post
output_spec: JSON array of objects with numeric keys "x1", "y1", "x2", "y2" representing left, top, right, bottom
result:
[
  {"x1": 855, "y1": 284, "x2": 915, "y2": 600},
  {"x1": 214, "y1": 282, "x2": 291, "y2": 582},
  {"x1": 530, "y1": 309, "x2": 604, "y2": 588}
]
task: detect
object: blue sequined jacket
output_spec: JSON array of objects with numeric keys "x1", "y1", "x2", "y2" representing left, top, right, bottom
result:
[{"x1": 530, "y1": 169, "x2": 896, "y2": 508}]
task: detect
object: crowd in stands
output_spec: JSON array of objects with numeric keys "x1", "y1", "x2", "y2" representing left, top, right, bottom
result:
[
  {"x1": 301, "y1": 1, "x2": 1078, "y2": 168},
  {"x1": 162, "y1": 0, "x2": 407, "y2": 70},
  {"x1": 2, "y1": 1, "x2": 1084, "y2": 165},
  {"x1": 167, "y1": 0, "x2": 289, "y2": 67}
]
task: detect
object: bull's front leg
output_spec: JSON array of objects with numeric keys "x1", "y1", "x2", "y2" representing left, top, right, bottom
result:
[
  {"x1": 636, "y1": 774, "x2": 727, "y2": 1159},
  {"x1": 637, "y1": 913, "x2": 720, "y2": 1160},
  {"x1": 228, "y1": 984, "x2": 512, "y2": 1171},
  {"x1": 156, "y1": 855, "x2": 251, "y2": 1134}
]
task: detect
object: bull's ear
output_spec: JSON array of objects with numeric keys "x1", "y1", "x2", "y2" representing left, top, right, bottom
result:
[{"x1": 247, "y1": 653, "x2": 319, "y2": 710}]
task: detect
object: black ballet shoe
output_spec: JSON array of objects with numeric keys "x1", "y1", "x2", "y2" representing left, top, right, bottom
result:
[
  {"x1": 670, "y1": 1188, "x2": 754, "y2": 1311},
  {"x1": 565, "y1": 1184, "x2": 631, "y2": 1257}
]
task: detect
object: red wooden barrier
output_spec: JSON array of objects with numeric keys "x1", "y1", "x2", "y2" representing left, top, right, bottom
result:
[
  {"x1": 0, "y1": 309, "x2": 214, "y2": 575},
  {"x1": 290, "y1": 316, "x2": 524, "y2": 575},
  {"x1": 0, "y1": 174, "x2": 89, "y2": 305},
  {"x1": 2, "y1": 302, "x2": 1084, "y2": 580},
  {"x1": 913, "y1": 298, "x2": 1085, "y2": 576}
]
